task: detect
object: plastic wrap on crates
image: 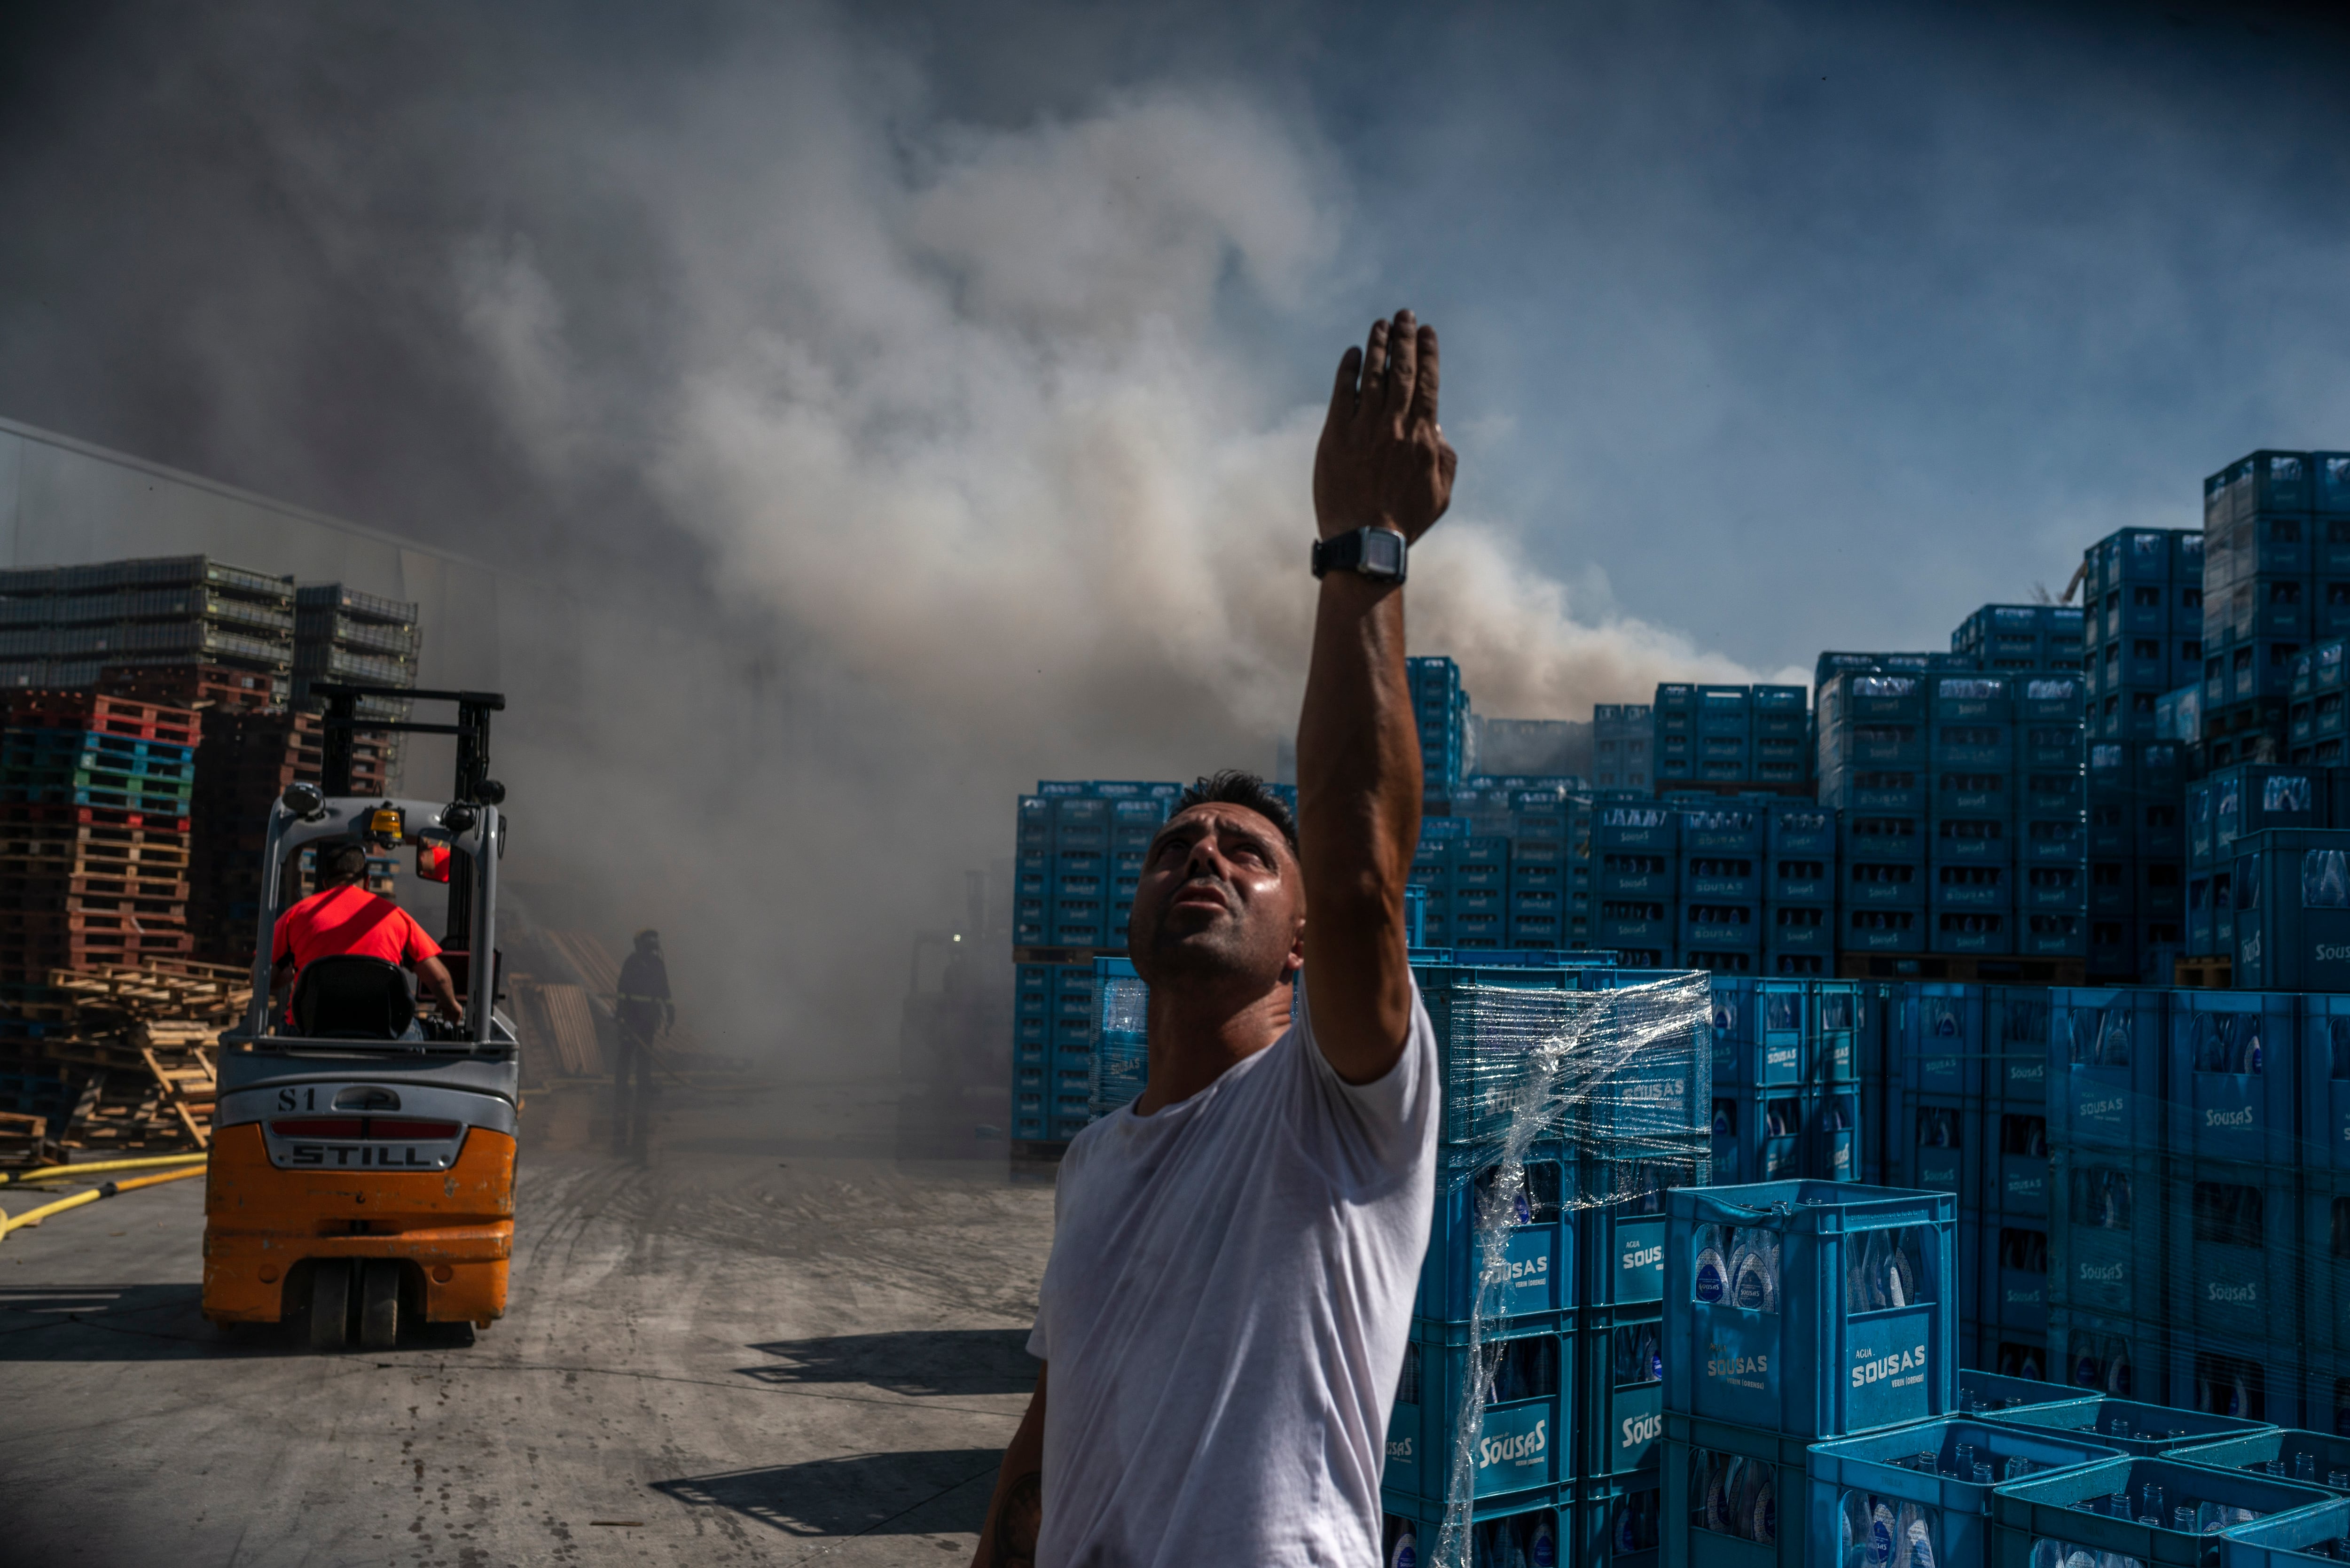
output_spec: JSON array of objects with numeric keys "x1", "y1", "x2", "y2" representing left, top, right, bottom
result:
[{"x1": 1426, "y1": 972, "x2": 1708, "y2": 1565}]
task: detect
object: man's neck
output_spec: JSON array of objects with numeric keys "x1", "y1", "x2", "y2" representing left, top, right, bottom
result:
[{"x1": 1133, "y1": 978, "x2": 1293, "y2": 1116}]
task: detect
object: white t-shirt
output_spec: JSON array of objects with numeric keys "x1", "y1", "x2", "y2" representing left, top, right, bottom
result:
[{"x1": 1026, "y1": 977, "x2": 1439, "y2": 1567}]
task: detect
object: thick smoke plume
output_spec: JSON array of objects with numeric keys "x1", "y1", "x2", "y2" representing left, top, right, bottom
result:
[{"x1": 0, "y1": 3, "x2": 1780, "y2": 1074}]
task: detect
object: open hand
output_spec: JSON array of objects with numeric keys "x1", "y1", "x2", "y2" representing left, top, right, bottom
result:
[{"x1": 1312, "y1": 308, "x2": 1458, "y2": 544}]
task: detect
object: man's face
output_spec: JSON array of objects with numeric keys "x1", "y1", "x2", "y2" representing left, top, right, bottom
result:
[{"x1": 1126, "y1": 803, "x2": 1304, "y2": 988}]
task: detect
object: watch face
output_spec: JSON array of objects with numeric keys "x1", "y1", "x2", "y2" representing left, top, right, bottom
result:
[{"x1": 1363, "y1": 530, "x2": 1404, "y2": 574}]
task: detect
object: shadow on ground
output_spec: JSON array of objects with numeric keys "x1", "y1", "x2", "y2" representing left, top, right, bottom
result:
[
  {"x1": 655, "y1": 1447, "x2": 1003, "y2": 1537},
  {"x1": 739, "y1": 1327, "x2": 1037, "y2": 1396},
  {"x1": 0, "y1": 1283, "x2": 234, "y2": 1361},
  {"x1": 0, "y1": 1283, "x2": 471, "y2": 1361}
]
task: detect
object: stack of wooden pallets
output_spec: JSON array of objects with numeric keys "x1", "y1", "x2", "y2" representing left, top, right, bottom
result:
[
  {"x1": 0, "y1": 694, "x2": 201, "y2": 1134},
  {"x1": 186, "y1": 707, "x2": 393, "y2": 964},
  {"x1": 39, "y1": 961, "x2": 248, "y2": 1149}
]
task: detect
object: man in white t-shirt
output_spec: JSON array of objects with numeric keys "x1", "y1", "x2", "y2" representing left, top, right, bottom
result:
[{"x1": 971, "y1": 309, "x2": 1458, "y2": 1567}]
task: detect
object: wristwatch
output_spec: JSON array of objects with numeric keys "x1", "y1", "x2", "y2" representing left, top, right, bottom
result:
[{"x1": 1311, "y1": 526, "x2": 1409, "y2": 584}]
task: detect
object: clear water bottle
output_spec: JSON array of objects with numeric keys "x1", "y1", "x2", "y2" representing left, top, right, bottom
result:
[
  {"x1": 1694, "y1": 1226, "x2": 1729, "y2": 1304},
  {"x1": 1388, "y1": 1522, "x2": 1417, "y2": 1568},
  {"x1": 1527, "y1": 1512, "x2": 1555, "y2": 1568},
  {"x1": 1888, "y1": 1230, "x2": 1919, "y2": 1305},
  {"x1": 2296, "y1": 1451, "x2": 2318, "y2": 1482}
]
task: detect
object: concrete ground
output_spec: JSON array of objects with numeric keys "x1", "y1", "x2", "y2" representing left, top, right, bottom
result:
[{"x1": 0, "y1": 1077, "x2": 1054, "y2": 1568}]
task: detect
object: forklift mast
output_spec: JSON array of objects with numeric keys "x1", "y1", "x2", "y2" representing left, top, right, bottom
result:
[{"x1": 311, "y1": 683, "x2": 508, "y2": 950}]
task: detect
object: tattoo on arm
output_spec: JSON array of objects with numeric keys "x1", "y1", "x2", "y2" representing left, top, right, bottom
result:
[{"x1": 993, "y1": 1471, "x2": 1041, "y2": 1567}]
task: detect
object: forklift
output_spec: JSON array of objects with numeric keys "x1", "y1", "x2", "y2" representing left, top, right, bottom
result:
[{"x1": 202, "y1": 684, "x2": 518, "y2": 1349}]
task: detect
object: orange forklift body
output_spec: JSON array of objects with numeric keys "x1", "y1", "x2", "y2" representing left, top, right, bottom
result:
[{"x1": 201, "y1": 1123, "x2": 516, "y2": 1326}]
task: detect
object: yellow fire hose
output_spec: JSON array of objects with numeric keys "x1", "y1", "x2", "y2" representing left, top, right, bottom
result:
[
  {"x1": 0, "y1": 1162, "x2": 207, "y2": 1242},
  {"x1": 0, "y1": 1152, "x2": 208, "y2": 1186}
]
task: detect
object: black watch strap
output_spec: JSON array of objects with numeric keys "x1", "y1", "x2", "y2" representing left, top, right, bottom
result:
[{"x1": 1311, "y1": 526, "x2": 1409, "y2": 584}]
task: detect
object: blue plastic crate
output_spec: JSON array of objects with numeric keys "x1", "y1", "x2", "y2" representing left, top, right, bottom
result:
[
  {"x1": 2163, "y1": 1162, "x2": 2303, "y2": 1357},
  {"x1": 1988, "y1": 1454, "x2": 2330, "y2": 1566},
  {"x1": 1896, "y1": 1094, "x2": 1981, "y2": 1211},
  {"x1": 1931, "y1": 817, "x2": 2013, "y2": 866},
  {"x1": 1903, "y1": 983, "x2": 1987, "y2": 1099},
  {"x1": 1598, "y1": 804, "x2": 1681, "y2": 855},
  {"x1": 1844, "y1": 859, "x2": 1928, "y2": 918},
  {"x1": 1766, "y1": 849, "x2": 1833, "y2": 900},
  {"x1": 1583, "y1": 1156, "x2": 1706, "y2": 1307},
  {"x1": 1709, "y1": 1089, "x2": 1808, "y2": 1184},
  {"x1": 1933, "y1": 862, "x2": 2015, "y2": 910},
  {"x1": 2050, "y1": 987, "x2": 2166, "y2": 1154},
  {"x1": 2312, "y1": 1178, "x2": 2350, "y2": 1368},
  {"x1": 1931, "y1": 907, "x2": 2016, "y2": 957},
  {"x1": 2050, "y1": 1150, "x2": 2163, "y2": 1319},
  {"x1": 2221, "y1": 1497, "x2": 2350, "y2": 1565},
  {"x1": 2018, "y1": 814, "x2": 2088, "y2": 865},
  {"x1": 1573, "y1": 1477, "x2": 1664, "y2": 1568},
  {"x1": 1988, "y1": 1218, "x2": 2051, "y2": 1336},
  {"x1": 2163, "y1": 1427, "x2": 2350, "y2": 1496},
  {"x1": 2304, "y1": 998, "x2": 2350, "y2": 1177},
  {"x1": 1992, "y1": 1107, "x2": 2052, "y2": 1216},
  {"x1": 1382, "y1": 1324, "x2": 1575, "y2": 1505},
  {"x1": 1844, "y1": 813, "x2": 1929, "y2": 864},
  {"x1": 1767, "y1": 804, "x2": 1835, "y2": 858},
  {"x1": 1766, "y1": 911, "x2": 1835, "y2": 967},
  {"x1": 1986, "y1": 1393, "x2": 2272, "y2": 1458},
  {"x1": 1681, "y1": 856, "x2": 1761, "y2": 901},
  {"x1": 1661, "y1": 1411, "x2": 1808, "y2": 1568},
  {"x1": 1958, "y1": 1364, "x2": 2096, "y2": 1415},
  {"x1": 1583, "y1": 1309, "x2": 1669, "y2": 1478},
  {"x1": 1417, "y1": 1150, "x2": 1582, "y2": 1335},
  {"x1": 1665, "y1": 1180, "x2": 1957, "y2": 1440},
  {"x1": 1599, "y1": 851, "x2": 1676, "y2": 898},
  {"x1": 1381, "y1": 1493, "x2": 1571, "y2": 1568},
  {"x1": 2047, "y1": 1305, "x2": 2169, "y2": 1404},
  {"x1": 1988, "y1": 986, "x2": 2053, "y2": 1108},
  {"x1": 1844, "y1": 906, "x2": 1928, "y2": 955},
  {"x1": 1805, "y1": 1414, "x2": 2123, "y2": 1568},
  {"x1": 2168, "y1": 991, "x2": 2300, "y2": 1166}
]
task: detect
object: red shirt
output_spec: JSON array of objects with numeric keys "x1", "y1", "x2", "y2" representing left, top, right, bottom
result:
[{"x1": 272, "y1": 885, "x2": 442, "y2": 983}]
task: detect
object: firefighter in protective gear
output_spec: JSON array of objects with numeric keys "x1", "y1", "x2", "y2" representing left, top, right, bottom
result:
[{"x1": 612, "y1": 928, "x2": 672, "y2": 1155}]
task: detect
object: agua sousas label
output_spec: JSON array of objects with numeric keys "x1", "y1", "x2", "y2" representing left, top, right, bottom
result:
[
  {"x1": 1613, "y1": 1216, "x2": 1665, "y2": 1303},
  {"x1": 1473, "y1": 1403, "x2": 1551, "y2": 1495}
]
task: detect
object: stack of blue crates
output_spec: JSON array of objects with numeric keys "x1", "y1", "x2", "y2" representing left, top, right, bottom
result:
[
  {"x1": 1680, "y1": 805, "x2": 1762, "y2": 974},
  {"x1": 1661, "y1": 1179, "x2": 1959, "y2": 1566},
  {"x1": 2232, "y1": 826, "x2": 2350, "y2": 990},
  {"x1": 1653, "y1": 683, "x2": 1811, "y2": 794},
  {"x1": 2084, "y1": 739, "x2": 2185, "y2": 982},
  {"x1": 1009, "y1": 780, "x2": 1179, "y2": 1145},
  {"x1": 1823, "y1": 669, "x2": 1929, "y2": 959},
  {"x1": 1509, "y1": 787, "x2": 1573, "y2": 950},
  {"x1": 1594, "y1": 702, "x2": 1654, "y2": 792},
  {"x1": 2289, "y1": 638, "x2": 2349, "y2": 767},
  {"x1": 2185, "y1": 761, "x2": 2333, "y2": 974},
  {"x1": 1707, "y1": 977, "x2": 1865, "y2": 1186},
  {"x1": 1654, "y1": 684, "x2": 1697, "y2": 787},
  {"x1": 1380, "y1": 956, "x2": 1711, "y2": 1566},
  {"x1": 2039, "y1": 984, "x2": 2350, "y2": 1430},
  {"x1": 1597, "y1": 803, "x2": 1678, "y2": 967},
  {"x1": 2081, "y1": 527, "x2": 2203, "y2": 746},
  {"x1": 2015, "y1": 674, "x2": 2090, "y2": 965},
  {"x1": 1411, "y1": 655, "x2": 1472, "y2": 798},
  {"x1": 1880, "y1": 984, "x2": 2059, "y2": 1379},
  {"x1": 1926, "y1": 674, "x2": 2016, "y2": 960},
  {"x1": 1951, "y1": 602, "x2": 2087, "y2": 673},
  {"x1": 2202, "y1": 450, "x2": 2350, "y2": 770},
  {"x1": 1763, "y1": 802, "x2": 1834, "y2": 977}
]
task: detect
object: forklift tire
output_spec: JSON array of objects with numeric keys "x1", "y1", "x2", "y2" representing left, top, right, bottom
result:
[
  {"x1": 360, "y1": 1260, "x2": 400, "y2": 1349},
  {"x1": 309, "y1": 1261, "x2": 353, "y2": 1350}
]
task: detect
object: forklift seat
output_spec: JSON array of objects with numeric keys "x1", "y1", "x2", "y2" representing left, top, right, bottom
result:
[{"x1": 290, "y1": 956, "x2": 417, "y2": 1039}]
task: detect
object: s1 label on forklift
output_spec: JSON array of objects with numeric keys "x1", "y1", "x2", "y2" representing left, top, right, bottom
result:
[{"x1": 216, "y1": 1080, "x2": 514, "y2": 1173}]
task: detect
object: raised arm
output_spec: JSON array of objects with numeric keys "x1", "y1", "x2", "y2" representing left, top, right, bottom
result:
[
  {"x1": 1296, "y1": 309, "x2": 1457, "y2": 1084},
  {"x1": 969, "y1": 1362, "x2": 1046, "y2": 1568}
]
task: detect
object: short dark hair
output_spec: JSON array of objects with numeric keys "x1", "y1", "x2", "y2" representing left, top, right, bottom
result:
[
  {"x1": 315, "y1": 841, "x2": 369, "y2": 887},
  {"x1": 1175, "y1": 770, "x2": 1299, "y2": 855}
]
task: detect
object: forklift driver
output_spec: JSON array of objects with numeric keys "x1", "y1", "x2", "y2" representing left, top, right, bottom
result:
[{"x1": 270, "y1": 839, "x2": 465, "y2": 1027}]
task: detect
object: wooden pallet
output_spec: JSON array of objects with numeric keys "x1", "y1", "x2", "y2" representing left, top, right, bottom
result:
[
  {"x1": 0, "y1": 801, "x2": 190, "y2": 833},
  {"x1": 5, "y1": 692, "x2": 202, "y2": 746},
  {"x1": 2173, "y1": 957, "x2": 2232, "y2": 989},
  {"x1": 0, "y1": 871, "x2": 192, "y2": 902},
  {"x1": 1834, "y1": 951, "x2": 2089, "y2": 985}
]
